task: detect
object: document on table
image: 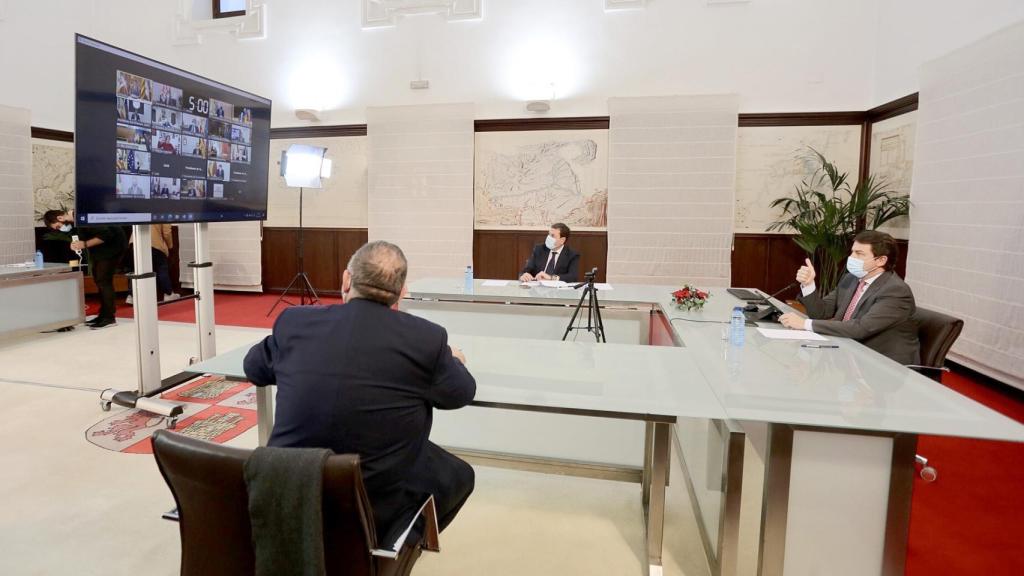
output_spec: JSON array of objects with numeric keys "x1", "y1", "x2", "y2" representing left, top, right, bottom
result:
[
  {"x1": 595, "y1": 283, "x2": 613, "y2": 291},
  {"x1": 756, "y1": 328, "x2": 829, "y2": 341},
  {"x1": 539, "y1": 280, "x2": 569, "y2": 288},
  {"x1": 481, "y1": 280, "x2": 509, "y2": 287}
]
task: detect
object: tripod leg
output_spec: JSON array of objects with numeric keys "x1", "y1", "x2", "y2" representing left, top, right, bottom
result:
[
  {"x1": 562, "y1": 288, "x2": 590, "y2": 341},
  {"x1": 586, "y1": 287, "x2": 600, "y2": 342},
  {"x1": 299, "y1": 273, "x2": 321, "y2": 304},
  {"x1": 267, "y1": 273, "x2": 301, "y2": 316},
  {"x1": 592, "y1": 288, "x2": 606, "y2": 343}
]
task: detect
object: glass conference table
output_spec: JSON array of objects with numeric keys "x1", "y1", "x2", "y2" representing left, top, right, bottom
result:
[{"x1": 186, "y1": 278, "x2": 1024, "y2": 576}]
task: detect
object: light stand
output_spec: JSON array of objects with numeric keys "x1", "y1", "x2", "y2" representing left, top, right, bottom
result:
[
  {"x1": 562, "y1": 268, "x2": 606, "y2": 343},
  {"x1": 266, "y1": 144, "x2": 330, "y2": 316},
  {"x1": 267, "y1": 186, "x2": 319, "y2": 315}
]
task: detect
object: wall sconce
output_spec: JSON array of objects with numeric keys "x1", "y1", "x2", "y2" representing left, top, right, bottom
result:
[{"x1": 526, "y1": 100, "x2": 551, "y2": 113}]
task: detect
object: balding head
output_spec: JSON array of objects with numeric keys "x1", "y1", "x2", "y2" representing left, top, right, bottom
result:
[{"x1": 343, "y1": 241, "x2": 408, "y2": 306}]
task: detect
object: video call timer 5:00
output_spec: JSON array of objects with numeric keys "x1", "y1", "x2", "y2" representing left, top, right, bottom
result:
[{"x1": 186, "y1": 94, "x2": 210, "y2": 116}]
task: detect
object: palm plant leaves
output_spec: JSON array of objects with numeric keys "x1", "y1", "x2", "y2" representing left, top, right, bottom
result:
[{"x1": 768, "y1": 146, "x2": 911, "y2": 293}]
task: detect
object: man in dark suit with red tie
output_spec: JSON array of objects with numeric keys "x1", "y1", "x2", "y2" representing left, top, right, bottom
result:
[
  {"x1": 779, "y1": 230, "x2": 920, "y2": 365},
  {"x1": 519, "y1": 223, "x2": 581, "y2": 283}
]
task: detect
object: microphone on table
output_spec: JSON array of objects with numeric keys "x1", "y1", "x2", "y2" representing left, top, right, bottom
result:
[{"x1": 743, "y1": 282, "x2": 799, "y2": 322}]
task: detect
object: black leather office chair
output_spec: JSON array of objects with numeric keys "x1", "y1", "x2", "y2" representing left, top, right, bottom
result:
[
  {"x1": 151, "y1": 430, "x2": 439, "y2": 576},
  {"x1": 907, "y1": 307, "x2": 964, "y2": 382},
  {"x1": 907, "y1": 307, "x2": 965, "y2": 482}
]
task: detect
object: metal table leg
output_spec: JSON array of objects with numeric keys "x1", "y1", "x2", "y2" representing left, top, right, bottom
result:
[
  {"x1": 256, "y1": 385, "x2": 274, "y2": 446},
  {"x1": 644, "y1": 422, "x2": 671, "y2": 576}
]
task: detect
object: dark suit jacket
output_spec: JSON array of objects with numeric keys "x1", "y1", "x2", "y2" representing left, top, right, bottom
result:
[
  {"x1": 521, "y1": 243, "x2": 581, "y2": 282},
  {"x1": 799, "y1": 270, "x2": 920, "y2": 365},
  {"x1": 243, "y1": 298, "x2": 476, "y2": 537}
]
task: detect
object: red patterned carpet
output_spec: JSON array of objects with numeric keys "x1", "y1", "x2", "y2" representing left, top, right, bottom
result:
[
  {"x1": 86, "y1": 376, "x2": 257, "y2": 454},
  {"x1": 86, "y1": 290, "x2": 1024, "y2": 574}
]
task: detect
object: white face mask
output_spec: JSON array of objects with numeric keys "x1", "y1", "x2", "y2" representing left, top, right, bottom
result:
[
  {"x1": 545, "y1": 234, "x2": 556, "y2": 251},
  {"x1": 59, "y1": 224, "x2": 72, "y2": 233},
  {"x1": 846, "y1": 256, "x2": 878, "y2": 279}
]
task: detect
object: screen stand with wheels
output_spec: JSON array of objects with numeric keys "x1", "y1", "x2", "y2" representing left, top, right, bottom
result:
[{"x1": 98, "y1": 224, "x2": 219, "y2": 428}]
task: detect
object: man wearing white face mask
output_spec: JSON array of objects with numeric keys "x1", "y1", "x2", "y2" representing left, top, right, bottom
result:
[
  {"x1": 779, "y1": 230, "x2": 920, "y2": 365},
  {"x1": 519, "y1": 223, "x2": 581, "y2": 283},
  {"x1": 43, "y1": 209, "x2": 127, "y2": 328}
]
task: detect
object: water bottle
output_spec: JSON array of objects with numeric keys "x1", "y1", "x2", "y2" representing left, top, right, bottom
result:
[
  {"x1": 34, "y1": 250, "x2": 44, "y2": 268},
  {"x1": 730, "y1": 306, "x2": 745, "y2": 346},
  {"x1": 464, "y1": 265, "x2": 474, "y2": 294}
]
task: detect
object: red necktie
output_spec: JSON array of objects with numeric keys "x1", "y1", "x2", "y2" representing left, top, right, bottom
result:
[{"x1": 842, "y1": 280, "x2": 868, "y2": 321}]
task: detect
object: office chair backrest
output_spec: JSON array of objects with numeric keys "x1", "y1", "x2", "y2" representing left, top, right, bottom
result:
[
  {"x1": 151, "y1": 430, "x2": 378, "y2": 576},
  {"x1": 914, "y1": 307, "x2": 964, "y2": 369}
]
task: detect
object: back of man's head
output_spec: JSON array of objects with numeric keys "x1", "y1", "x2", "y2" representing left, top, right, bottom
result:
[{"x1": 346, "y1": 241, "x2": 408, "y2": 306}]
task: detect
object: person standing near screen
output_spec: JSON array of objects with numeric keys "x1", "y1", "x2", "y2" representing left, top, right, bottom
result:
[
  {"x1": 519, "y1": 223, "x2": 581, "y2": 283},
  {"x1": 43, "y1": 209, "x2": 127, "y2": 329}
]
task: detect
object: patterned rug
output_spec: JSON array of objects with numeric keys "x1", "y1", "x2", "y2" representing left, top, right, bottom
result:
[{"x1": 85, "y1": 375, "x2": 259, "y2": 454}]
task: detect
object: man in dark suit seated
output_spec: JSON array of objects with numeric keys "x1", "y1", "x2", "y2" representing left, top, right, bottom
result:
[
  {"x1": 519, "y1": 222, "x2": 581, "y2": 283},
  {"x1": 779, "y1": 230, "x2": 920, "y2": 365},
  {"x1": 243, "y1": 241, "x2": 476, "y2": 546}
]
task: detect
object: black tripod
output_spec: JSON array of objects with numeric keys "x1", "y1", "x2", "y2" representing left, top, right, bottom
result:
[
  {"x1": 268, "y1": 187, "x2": 319, "y2": 316},
  {"x1": 562, "y1": 269, "x2": 606, "y2": 343}
]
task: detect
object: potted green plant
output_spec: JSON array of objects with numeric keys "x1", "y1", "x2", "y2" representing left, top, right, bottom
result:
[{"x1": 768, "y1": 147, "x2": 910, "y2": 294}]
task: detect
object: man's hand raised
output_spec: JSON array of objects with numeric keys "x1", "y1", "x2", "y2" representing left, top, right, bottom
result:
[{"x1": 796, "y1": 258, "x2": 816, "y2": 287}]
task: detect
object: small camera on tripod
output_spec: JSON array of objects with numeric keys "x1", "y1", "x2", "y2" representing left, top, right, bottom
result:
[
  {"x1": 564, "y1": 268, "x2": 606, "y2": 342},
  {"x1": 574, "y1": 267, "x2": 599, "y2": 289}
]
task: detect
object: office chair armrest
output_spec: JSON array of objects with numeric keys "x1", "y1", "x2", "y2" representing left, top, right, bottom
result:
[
  {"x1": 370, "y1": 495, "x2": 440, "y2": 558},
  {"x1": 905, "y1": 365, "x2": 950, "y2": 373}
]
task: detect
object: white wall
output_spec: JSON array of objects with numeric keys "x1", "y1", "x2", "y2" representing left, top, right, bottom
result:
[
  {"x1": 0, "y1": 0, "x2": 881, "y2": 131},
  {"x1": 0, "y1": 105, "x2": 35, "y2": 265},
  {"x1": 872, "y1": 0, "x2": 1024, "y2": 105}
]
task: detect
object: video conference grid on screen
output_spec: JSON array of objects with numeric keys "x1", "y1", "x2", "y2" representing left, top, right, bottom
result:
[
  {"x1": 115, "y1": 71, "x2": 252, "y2": 207},
  {"x1": 76, "y1": 35, "x2": 270, "y2": 225}
]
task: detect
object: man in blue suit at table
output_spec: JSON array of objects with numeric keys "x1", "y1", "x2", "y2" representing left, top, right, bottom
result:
[
  {"x1": 519, "y1": 222, "x2": 581, "y2": 283},
  {"x1": 243, "y1": 240, "x2": 476, "y2": 545}
]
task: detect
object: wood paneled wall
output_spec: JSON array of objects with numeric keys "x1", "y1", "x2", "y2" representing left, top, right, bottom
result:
[
  {"x1": 260, "y1": 228, "x2": 906, "y2": 296},
  {"x1": 261, "y1": 228, "x2": 367, "y2": 295},
  {"x1": 473, "y1": 230, "x2": 608, "y2": 282},
  {"x1": 732, "y1": 233, "x2": 910, "y2": 301}
]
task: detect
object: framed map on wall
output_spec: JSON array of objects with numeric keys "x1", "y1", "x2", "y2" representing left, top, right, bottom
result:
[
  {"x1": 474, "y1": 129, "x2": 608, "y2": 230},
  {"x1": 32, "y1": 140, "x2": 76, "y2": 221},
  {"x1": 734, "y1": 125, "x2": 862, "y2": 233},
  {"x1": 870, "y1": 112, "x2": 916, "y2": 239}
]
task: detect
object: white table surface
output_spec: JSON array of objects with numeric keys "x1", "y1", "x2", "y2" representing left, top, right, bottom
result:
[
  {"x1": 186, "y1": 332, "x2": 727, "y2": 424},
  {"x1": 406, "y1": 278, "x2": 1024, "y2": 442}
]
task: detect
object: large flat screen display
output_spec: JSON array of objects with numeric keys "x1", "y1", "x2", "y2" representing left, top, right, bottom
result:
[{"x1": 75, "y1": 35, "x2": 271, "y2": 225}]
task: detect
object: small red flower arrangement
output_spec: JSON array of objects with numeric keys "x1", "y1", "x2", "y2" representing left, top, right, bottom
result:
[{"x1": 671, "y1": 285, "x2": 710, "y2": 311}]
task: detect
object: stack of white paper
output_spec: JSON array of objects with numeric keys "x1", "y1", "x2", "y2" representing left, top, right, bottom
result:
[{"x1": 755, "y1": 328, "x2": 829, "y2": 341}]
